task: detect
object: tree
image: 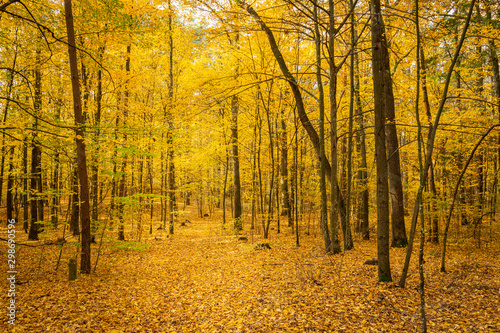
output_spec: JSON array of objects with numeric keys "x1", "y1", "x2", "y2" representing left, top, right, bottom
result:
[
  {"x1": 64, "y1": 0, "x2": 92, "y2": 274},
  {"x1": 370, "y1": 0, "x2": 392, "y2": 282}
]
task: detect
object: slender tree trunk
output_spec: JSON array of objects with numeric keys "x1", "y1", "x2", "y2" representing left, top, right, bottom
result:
[
  {"x1": 263, "y1": 99, "x2": 275, "y2": 239},
  {"x1": 327, "y1": 0, "x2": 342, "y2": 253},
  {"x1": 231, "y1": 94, "x2": 242, "y2": 224},
  {"x1": 51, "y1": 151, "x2": 60, "y2": 229},
  {"x1": 91, "y1": 45, "x2": 105, "y2": 241},
  {"x1": 344, "y1": 0, "x2": 356, "y2": 250},
  {"x1": 28, "y1": 45, "x2": 43, "y2": 241},
  {"x1": 0, "y1": 38, "x2": 17, "y2": 206},
  {"x1": 6, "y1": 147, "x2": 14, "y2": 221},
  {"x1": 223, "y1": 149, "x2": 229, "y2": 226},
  {"x1": 413, "y1": 3, "x2": 428, "y2": 329},
  {"x1": 70, "y1": 162, "x2": 80, "y2": 236},
  {"x1": 371, "y1": 0, "x2": 392, "y2": 282},
  {"x1": 313, "y1": 1, "x2": 331, "y2": 252},
  {"x1": 381, "y1": 14, "x2": 407, "y2": 248},
  {"x1": 486, "y1": 1, "x2": 500, "y2": 224},
  {"x1": 117, "y1": 44, "x2": 131, "y2": 241},
  {"x1": 110, "y1": 114, "x2": 118, "y2": 225},
  {"x1": 354, "y1": 42, "x2": 369, "y2": 240},
  {"x1": 22, "y1": 137, "x2": 28, "y2": 233},
  {"x1": 251, "y1": 114, "x2": 258, "y2": 230},
  {"x1": 65, "y1": 0, "x2": 92, "y2": 274},
  {"x1": 279, "y1": 102, "x2": 291, "y2": 224},
  {"x1": 167, "y1": 3, "x2": 176, "y2": 235},
  {"x1": 420, "y1": 47, "x2": 439, "y2": 244}
]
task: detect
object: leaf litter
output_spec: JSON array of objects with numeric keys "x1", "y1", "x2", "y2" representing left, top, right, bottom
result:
[{"x1": 1, "y1": 210, "x2": 499, "y2": 332}]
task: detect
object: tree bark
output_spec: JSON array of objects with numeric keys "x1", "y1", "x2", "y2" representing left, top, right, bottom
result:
[
  {"x1": 420, "y1": 47, "x2": 439, "y2": 244},
  {"x1": 91, "y1": 45, "x2": 105, "y2": 240},
  {"x1": 354, "y1": 26, "x2": 369, "y2": 240},
  {"x1": 70, "y1": 164, "x2": 80, "y2": 236},
  {"x1": 313, "y1": 0, "x2": 331, "y2": 252},
  {"x1": 0, "y1": 39, "x2": 17, "y2": 206},
  {"x1": 167, "y1": 4, "x2": 177, "y2": 235},
  {"x1": 22, "y1": 137, "x2": 28, "y2": 233},
  {"x1": 28, "y1": 45, "x2": 43, "y2": 241},
  {"x1": 486, "y1": 0, "x2": 500, "y2": 225},
  {"x1": 64, "y1": 0, "x2": 92, "y2": 274},
  {"x1": 371, "y1": 0, "x2": 392, "y2": 282},
  {"x1": 231, "y1": 97, "x2": 242, "y2": 223},
  {"x1": 279, "y1": 104, "x2": 291, "y2": 224},
  {"x1": 117, "y1": 44, "x2": 131, "y2": 241},
  {"x1": 6, "y1": 147, "x2": 14, "y2": 222},
  {"x1": 327, "y1": 0, "x2": 342, "y2": 254}
]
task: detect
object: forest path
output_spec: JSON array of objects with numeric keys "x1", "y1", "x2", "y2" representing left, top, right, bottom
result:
[{"x1": 1, "y1": 210, "x2": 499, "y2": 332}]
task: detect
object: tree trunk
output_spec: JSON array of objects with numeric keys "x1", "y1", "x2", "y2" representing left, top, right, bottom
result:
[
  {"x1": 486, "y1": 0, "x2": 500, "y2": 226},
  {"x1": 6, "y1": 147, "x2": 14, "y2": 222},
  {"x1": 28, "y1": 46, "x2": 43, "y2": 241},
  {"x1": 354, "y1": 22, "x2": 369, "y2": 240},
  {"x1": 0, "y1": 41, "x2": 17, "y2": 206},
  {"x1": 371, "y1": 0, "x2": 392, "y2": 282},
  {"x1": 382, "y1": 19, "x2": 407, "y2": 249},
  {"x1": 344, "y1": 0, "x2": 356, "y2": 250},
  {"x1": 279, "y1": 103, "x2": 291, "y2": 225},
  {"x1": 420, "y1": 47, "x2": 439, "y2": 244},
  {"x1": 117, "y1": 44, "x2": 131, "y2": 241},
  {"x1": 231, "y1": 94, "x2": 242, "y2": 224},
  {"x1": 22, "y1": 137, "x2": 28, "y2": 233},
  {"x1": 313, "y1": 0, "x2": 331, "y2": 252},
  {"x1": 263, "y1": 98, "x2": 275, "y2": 239},
  {"x1": 70, "y1": 164, "x2": 80, "y2": 236},
  {"x1": 91, "y1": 45, "x2": 105, "y2": 241},
  {"x1": 64, "y1": 0, "x2": 92, "y2": 274},
  {"x1": 327, "y1": 0, "x2": 342, "y2": 254}
]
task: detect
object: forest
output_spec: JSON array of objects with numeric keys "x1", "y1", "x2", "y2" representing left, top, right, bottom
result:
[{"x1": 1, "y1": 0, "x2": 499, "y2": 331}]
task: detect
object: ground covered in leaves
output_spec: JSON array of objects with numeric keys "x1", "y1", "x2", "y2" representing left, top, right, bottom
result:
[{"x1": 1, "y1": 210, "x2": 500, "y2": 332}]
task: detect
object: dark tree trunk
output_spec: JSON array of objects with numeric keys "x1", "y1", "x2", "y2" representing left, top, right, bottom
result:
[
  {"x1": 70, "y1": 165, "x2": 80, "y2": 236},
  {"x1": 231, "y1": 95, "x2": 242, "y2": 223},
  {"x1": 420, "y1": 47, "x2": 439, "y2": 244},
  {"x1": 22, "y1": 137, "x2": 28, "y2": 233},
  {"x1": 0, "y1": 42, "x2": 17, "y2": 206},
  {"x1": 313, "y1": 0, "x2": 331, "y2": 252},
  {"x1": 486, "y1": 1, "x2": 500, "y2": 224},
  {"x1": 382, "y1": 24, "x2": 407, "y2": 248},
  {"x1": 91, "y1": 45, "x2": 104, "y2": 240},
  {"x1": 50, "y1": 88, "x2": 63, "y2": 229},
  {"x1": 6, "y1": 147, "x2": 14, "y2": 221},
  {"x1": 279, "y1": 104, "x2": 291, "y2": 225},
  {"x1": 28, "y1": 144, "x2": 42, "y2": 240},
  {"x1": 263, "y1": 99, "x2": 275, "y2": 239},
  {"x1": 167, "y1": 3, "x2": 176, "y2": 235},
  {"x1": 28, "y1": 46, "x2": 43, "y2": 241},
  {"x1": 354, "y1": 25, "x2": 369, "y2": 240},
  {"x1": 65, "y1": 0, "x2": 92, "y2": 274},
  {"x1": 371, "y1": 0, "x2": 392, "y2": 282},
  {"x1": 117, "y1": 44, "x2": 131, "y2": 241},
  {"x1": 328, "y1": 0, "x2": 341, "y2": 252}
]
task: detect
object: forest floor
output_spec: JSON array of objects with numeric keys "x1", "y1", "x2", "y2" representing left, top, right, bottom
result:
[{"x1": 1, "y1": 207, "x2": 500, "y2": 332}]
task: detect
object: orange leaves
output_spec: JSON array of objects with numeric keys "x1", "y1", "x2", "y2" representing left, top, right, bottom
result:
[{"x1": 1, "y1": 208, "x2": 500, "y2": 332}]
